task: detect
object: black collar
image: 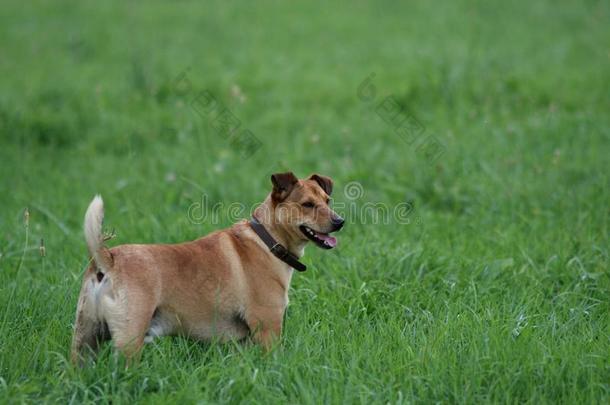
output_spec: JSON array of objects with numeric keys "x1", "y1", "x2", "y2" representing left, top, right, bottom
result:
[{"x1": 249, "y1": 216, "x2": 307, "y2": 272}]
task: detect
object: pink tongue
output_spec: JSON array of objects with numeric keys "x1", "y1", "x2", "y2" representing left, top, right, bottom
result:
[{"x1": 317, "y1": 233, "x2": 337, "y2": 247}]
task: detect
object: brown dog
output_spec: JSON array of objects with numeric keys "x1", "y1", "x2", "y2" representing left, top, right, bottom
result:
[{"x1": 71, "y1": 172, "x2": 344, "y2": 363}]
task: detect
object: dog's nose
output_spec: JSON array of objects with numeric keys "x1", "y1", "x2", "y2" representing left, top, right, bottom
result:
[{"x1": 331, "y1": 216, "x2": 344, "y2": 231}]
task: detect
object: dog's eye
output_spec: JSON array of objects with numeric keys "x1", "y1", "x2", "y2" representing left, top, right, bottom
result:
[
  {"x1": 302, "y1": 201, "x2": 315, "y2": 208},
  {"x1": 326, "y1": 198, "x2": 331, "y2": 205}
]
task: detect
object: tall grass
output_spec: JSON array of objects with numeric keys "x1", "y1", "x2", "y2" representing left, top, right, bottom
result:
[{"x1": 0, "y1": 0, "x2": 608, "y2": 403}]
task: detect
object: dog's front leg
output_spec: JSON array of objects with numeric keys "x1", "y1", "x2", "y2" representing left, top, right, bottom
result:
[{"x1": 245, "y1": 306, "x2": 284, "y2": 351}]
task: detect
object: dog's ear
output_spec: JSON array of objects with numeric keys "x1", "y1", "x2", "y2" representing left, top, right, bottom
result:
[
  {"x1": 271, "y1": 172, "x2": 299, "y2": 201},
  {"x1": 309, "y1": 174, "x2": 333, "y2": 196}
]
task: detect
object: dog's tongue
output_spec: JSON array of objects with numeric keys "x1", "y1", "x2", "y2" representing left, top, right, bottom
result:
[{"x1": 317, "y1": 233, "x2": 337, "y2": 248}]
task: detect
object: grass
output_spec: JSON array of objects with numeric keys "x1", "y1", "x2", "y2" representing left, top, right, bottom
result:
[{"x1": 0, "y1": 0, "x2": 608, "y2": 403}]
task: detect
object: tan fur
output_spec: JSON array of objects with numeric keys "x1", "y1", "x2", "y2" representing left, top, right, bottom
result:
[{"x1": 71, "y1": 173, "x2": 343, "y2": 364}]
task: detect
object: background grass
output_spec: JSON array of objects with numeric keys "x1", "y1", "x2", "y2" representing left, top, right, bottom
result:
[{"x1": 1, "y1": 0, "x2": 609, "y2": 403}]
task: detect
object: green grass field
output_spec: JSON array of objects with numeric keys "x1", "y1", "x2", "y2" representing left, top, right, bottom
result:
[{"x1": 1, "y1": 0, "x2": 608, "y2": 403}]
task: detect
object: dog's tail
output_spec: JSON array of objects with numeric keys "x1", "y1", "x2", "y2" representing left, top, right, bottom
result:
[{"x1": 84, "y1": 195, "x2": 113, "y2": 272}]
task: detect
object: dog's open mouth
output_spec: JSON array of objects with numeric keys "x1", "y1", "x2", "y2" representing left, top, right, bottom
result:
[{"x1": 299, "y1": 225, "x2": 337, "y2": 249}]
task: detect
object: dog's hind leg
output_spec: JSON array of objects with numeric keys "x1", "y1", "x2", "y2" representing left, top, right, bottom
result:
[
  {"x1": 105, "y1": 291, "x2": 156, "y2": 362},
  {"x1": 107, "y1": 315, "x2": 151, "y2": 362},
  {"x1": 70, "y1": 277, "x2": 110, "y2": 365}
]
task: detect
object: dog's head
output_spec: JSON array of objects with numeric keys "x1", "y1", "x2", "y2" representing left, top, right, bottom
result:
[{"x1": 269, "y1": 172, "x2": 344, "y2": 249}]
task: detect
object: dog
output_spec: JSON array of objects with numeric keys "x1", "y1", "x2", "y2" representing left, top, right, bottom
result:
[{"x1": 71, "y1": 172, "x2": 344, "y2": 363}]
